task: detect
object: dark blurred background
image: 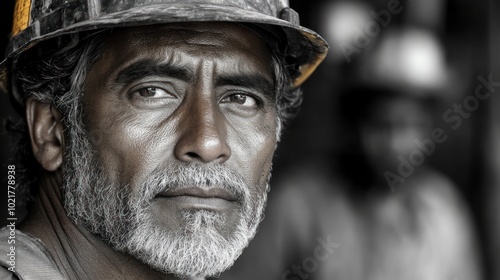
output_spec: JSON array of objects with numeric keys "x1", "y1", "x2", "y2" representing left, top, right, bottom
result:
[
  {"x1": 278, "y1": 0, "x2": 496, "y2": 279},
  {"x1": 1, "y1": 0, "x2": 499, "y2": 279}
]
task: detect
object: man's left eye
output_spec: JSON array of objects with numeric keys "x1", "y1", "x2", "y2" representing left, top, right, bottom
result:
[{"x1": 221, "y1": 94, "x2": 257, "y2": 107}]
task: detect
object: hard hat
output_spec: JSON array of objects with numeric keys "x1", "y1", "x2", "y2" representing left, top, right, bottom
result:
[{"x1": 1, "y1": 0, "x2": 328, "y2": 105}]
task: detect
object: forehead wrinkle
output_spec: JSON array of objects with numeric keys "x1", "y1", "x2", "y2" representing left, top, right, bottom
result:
[
  {"x1": 117, "y1": 23, "x2": 267, "y2": 55},
  {"x1": 124, "y1": 25, "x2": 229, "y2": 49}
]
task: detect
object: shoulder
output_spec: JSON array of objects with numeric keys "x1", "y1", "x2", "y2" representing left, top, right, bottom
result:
[
  {"x1": 267, "y1": 163, "x2": 350, "y2": 243},
  {"x1": 407, "y1": 168, "x2": 466, "y2": 212},
  {"x1": 0, "y1": 227, "x2": 66, "y2": 280}
]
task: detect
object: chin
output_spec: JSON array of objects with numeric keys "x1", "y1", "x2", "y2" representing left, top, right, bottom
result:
[{"x1": 118, "y1": 203, "x2": 264, "y2": 278}]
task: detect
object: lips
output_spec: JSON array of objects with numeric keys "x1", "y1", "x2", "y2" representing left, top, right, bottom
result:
[
  {"x1": 154, "y1": 186, "x2": 238, "y2": 211},
  {"x1": 156, "y1": 186, "x2": 238, "y2": 202}
]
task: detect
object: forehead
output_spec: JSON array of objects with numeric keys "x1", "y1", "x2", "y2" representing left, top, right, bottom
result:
[
  {"x1": 96, "y1": 22, "x2": 273, "y2": 71},
  {"x1": 108, "y1": 22, "x2": 268, "y2": 47}
]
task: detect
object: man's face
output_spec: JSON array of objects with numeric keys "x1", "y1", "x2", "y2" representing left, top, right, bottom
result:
[{"x1": 63, "y1": 22, "x2": 278, "y2": 277}]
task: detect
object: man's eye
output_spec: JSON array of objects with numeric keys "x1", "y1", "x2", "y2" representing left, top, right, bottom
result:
[
  {"x1": 135, "y1": 87, "x2": 172, "y2": 98},
  {"x1": 221, "y1": 94, "x2": 258, "y2": 107}
]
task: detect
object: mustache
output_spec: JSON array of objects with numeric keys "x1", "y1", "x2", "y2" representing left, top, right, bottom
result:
[{"x1": 141, "y1": 164, "x2": 249, "y2": 204}]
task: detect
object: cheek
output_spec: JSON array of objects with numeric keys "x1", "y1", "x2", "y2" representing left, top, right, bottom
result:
[
  {"x1": 83, "y1": 102, "x2": 179, "y2": 187},
  {"x1": 229, "y1": 113, "x2": 277, "y2": 188}
]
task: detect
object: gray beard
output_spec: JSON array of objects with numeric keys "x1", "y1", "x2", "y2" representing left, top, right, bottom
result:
[{"x1": 61, "y1": 120, "x2": 268, "y2": 278}]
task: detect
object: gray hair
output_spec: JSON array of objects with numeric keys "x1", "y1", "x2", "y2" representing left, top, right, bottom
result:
[{"x1": 8, "y1": 32, "x2": 107, "y2": 207}]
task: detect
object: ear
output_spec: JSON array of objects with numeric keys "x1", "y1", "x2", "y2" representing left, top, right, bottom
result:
[{"x1": 26, "y1": 97, "x2": 65, "y2": 171}]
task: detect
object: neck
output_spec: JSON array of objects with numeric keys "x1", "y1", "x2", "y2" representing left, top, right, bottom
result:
[{"x1": 19, "y1": 171, "x2": 199, "y2": 280}]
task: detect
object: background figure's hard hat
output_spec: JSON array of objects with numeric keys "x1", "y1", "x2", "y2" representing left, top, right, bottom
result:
[{"x1": 1, "y1": 0, "x2": 329, "y2": 104}]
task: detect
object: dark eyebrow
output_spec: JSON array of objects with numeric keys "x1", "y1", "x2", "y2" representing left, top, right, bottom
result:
[
  {"x1": 115, "y1": 60, "x2": 195, "y2": 84},
  {"x1": 215, "y1": 74, "x2": 274, "y2": 99}
]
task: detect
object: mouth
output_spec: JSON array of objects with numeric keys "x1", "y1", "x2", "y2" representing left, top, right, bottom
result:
[{"x1": 154, "y1": 186, "x2": 238, "y2": 211}]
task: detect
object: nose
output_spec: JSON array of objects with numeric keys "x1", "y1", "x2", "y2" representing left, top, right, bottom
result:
[{"x1": 174, "y1": 99, "x2": 231, "y2": 164}]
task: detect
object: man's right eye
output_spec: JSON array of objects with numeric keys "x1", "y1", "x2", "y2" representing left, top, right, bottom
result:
[
  {"x1": 135, "y1": 87, "x2": 173, "y2": 98},
  {"x1": 128, "y1": 84, "x2": 180, "y2": 109}
]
